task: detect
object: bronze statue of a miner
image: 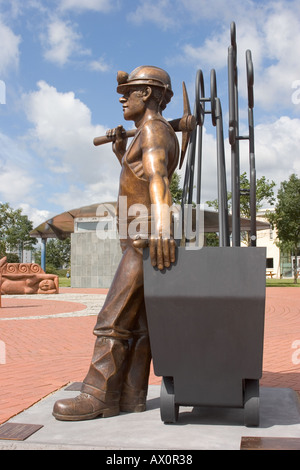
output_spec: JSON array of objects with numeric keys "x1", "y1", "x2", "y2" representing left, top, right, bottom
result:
[{"x1": 53, "y1": 66, "x2": 179, "y2": 420}]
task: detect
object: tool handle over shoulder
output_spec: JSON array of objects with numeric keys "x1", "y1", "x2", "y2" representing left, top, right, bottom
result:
[{"x1": 94, "y1": 129, "x2": 136, "y2": 146}]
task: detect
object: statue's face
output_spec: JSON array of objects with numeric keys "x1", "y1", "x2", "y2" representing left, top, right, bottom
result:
[
  {"x1": 119, "y1": 88, "x2": 146, "y2": 122},
  {"x1": 39, "y1": 279, "x2": 55, "y2": 291}
]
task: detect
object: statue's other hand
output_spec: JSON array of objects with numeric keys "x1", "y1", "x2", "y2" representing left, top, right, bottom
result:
[{"x1": 149, "y1": 236, "x2": 176, "y2": 270}]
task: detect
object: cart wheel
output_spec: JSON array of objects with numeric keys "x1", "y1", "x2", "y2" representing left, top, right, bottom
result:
[
  {"x1": 244, "y1": 379, "x2": 260, "y2": 427},
  {"x1": 160, "y1": 377, "x2": 179, "y2": 424}
]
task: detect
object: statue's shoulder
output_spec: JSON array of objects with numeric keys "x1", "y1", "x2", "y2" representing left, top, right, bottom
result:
[{"x1": 141, "y1": 116, "x2": 174, "y2": 138}]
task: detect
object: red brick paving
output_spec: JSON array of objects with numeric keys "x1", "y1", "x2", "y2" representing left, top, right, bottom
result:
[
  {"x1": 0, "y1": 298, "x2": 86, "y2": 319},
  {"x1": 0, "y1": 287, "x2": 299, "y2": 424},
  {"x1": 262, "y1": 287, "x2": 300, "y2": 392}
]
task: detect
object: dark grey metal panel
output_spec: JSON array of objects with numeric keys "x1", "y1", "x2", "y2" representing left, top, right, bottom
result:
[{"x1": 143, "y1": 246, "x2": 266, "y2": 407}]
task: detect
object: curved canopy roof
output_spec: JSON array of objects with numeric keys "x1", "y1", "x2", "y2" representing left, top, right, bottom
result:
[{"x1": 30, "y1": 202, "x2": 270, "y2": 240}]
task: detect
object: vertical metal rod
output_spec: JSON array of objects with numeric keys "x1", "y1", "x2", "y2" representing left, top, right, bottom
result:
[
  {"x1": 182, "y1": 98, "x2": 198, "y2": 208},
  {"x1": 215, "y1": 98, "x2": 230, "y2": 247},
  {"x1": 181, "y1": 118, "x2": 195, "y2": 244},
  {"x1": 181, "y1": 148, "x2": 190, "y2": 206},
  {"x1": 185, "y1": 125, "x2": 197, "y2": 243},
  {"x1": 246, "y1": 49, "x2": 256, "y2": 247},
  {"x1": 181, "y1": 69, "x2": 205, "y2": 241},
  {"x1": 187, "y1": 124, "x2": 197, "y2": 206},
  {"x1": 233, "y1": 78, "x2": 241, "y2": 245},
  {"x1": 195, "y1": 69, "x2": 205, "y2": 207},
  {"x1": 228, "y1": 38, "x2": 241, "y2": 246},
  {"x1": 249, "y1": 106, "x2": 256, "y2": 246},
  {"x1": 196, "y1": 125, "x2": 203, "y2": 206}
]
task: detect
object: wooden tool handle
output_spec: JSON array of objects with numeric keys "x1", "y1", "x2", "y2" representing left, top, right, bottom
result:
[
  {"x1": 93, "y1": 116, "x2": 196, "y2": 147},
  {"x1": 93, "y1": 129, "x2": 136, "y2": 146}
]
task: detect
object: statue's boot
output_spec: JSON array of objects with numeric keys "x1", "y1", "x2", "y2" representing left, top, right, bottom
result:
[
  {"x1": 53, "y1": 337, "x2": 128, "y2": 421},
  {"x1": 52, "y1": 392, "x2": 119, "y2": 421},
  {"x1": 120, "y1": 332, "x2": 152, "y2": 413}
]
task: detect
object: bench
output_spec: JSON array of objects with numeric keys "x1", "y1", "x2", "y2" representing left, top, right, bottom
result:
[{"x1": 266, "y1": 270, "x2": 275, "y2": 278}]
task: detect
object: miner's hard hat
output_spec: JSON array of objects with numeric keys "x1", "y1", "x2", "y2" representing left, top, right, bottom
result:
[{"x1": 116, "y1": 65, "x2": 173, "y2": 103}]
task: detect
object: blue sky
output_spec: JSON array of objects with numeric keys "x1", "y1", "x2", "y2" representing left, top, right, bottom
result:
[{"x1": 0, "y1": 0, "x2": 300, "y2": 228}]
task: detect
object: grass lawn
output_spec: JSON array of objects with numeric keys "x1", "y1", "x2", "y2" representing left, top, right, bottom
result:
[
  {"x1": 59, "y1": 277, "x2": 71, "y2": 287},
  {"x1": 58, "y1": 277, "x2": 299, "y2": 288},
  {"x1": 266, "y1": 278, "x2": 300, "y2": 287}
]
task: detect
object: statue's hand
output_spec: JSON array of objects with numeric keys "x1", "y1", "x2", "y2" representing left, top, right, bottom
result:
[
  {"x1": 106, "y1": 125, "x2": 127, "y2": 160},
  {"x1": 133, "y1": 236, "x2": 176, "y2": 270},
  {"x1": 149, "y1": 236, "x2": 176, "y2": 270}
]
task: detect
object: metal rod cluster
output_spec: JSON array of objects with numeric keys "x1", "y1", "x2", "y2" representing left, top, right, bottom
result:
[{"x1": 181, "y1": 21, "x2": 256, "y2": 248}]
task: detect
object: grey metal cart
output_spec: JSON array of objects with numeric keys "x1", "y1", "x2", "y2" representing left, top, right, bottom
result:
[
  {"x1": 143, "y1": 23, "x2": 266, "y2": 427},
  {"x1": 144, "y1": 246, "x2": 266, "y2": 426}
]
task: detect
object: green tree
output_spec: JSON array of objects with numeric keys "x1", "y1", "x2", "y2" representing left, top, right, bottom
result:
[
  {"x1": 206, "y1": 172, "x2": 276, "y2": 245},
  {"x1": 0, "y1": 202, "x2": 36, "y2": 260},
  {"x1": 34, "y1": 238, "x2": 71, "y2": 271},
  {"x1": 240, "y1": 173, "x2": 276, "y2": 219},
  {"x1": 267, "y1": 174, "x2": 300, "y2": 284},
  {"x1": 206, "y1": 172, "x2": 276, "y2": 216},
  {"x1": 169, "y1": 171, "x2": 183, "y2": 204},
  {"x1": 0, "y1": 240, "x2": 5, "y2": 259},
  {"x1": 205, "y1": 232, "x2": 219, "y2": 246}
]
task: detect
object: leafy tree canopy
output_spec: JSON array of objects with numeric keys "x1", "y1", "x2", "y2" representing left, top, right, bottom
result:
[
  {"x1": 169, "y1": 171, "x2": 183, "y2": 204},
  {"x1": 206, "y1": 172, "x2": 276, "y2": 246},
  {"x1": 34, "y1": 238, "x2": 71, "y2": 270},
  {"x1": 206, "y1": 172, "x2": 276, "y2": 218},
  {"x1": 267, "y1": 173, "x2": 300, "y2": 283},
  {"x1": 0, "y1": 202, "x2": 36, "y2": 259}
]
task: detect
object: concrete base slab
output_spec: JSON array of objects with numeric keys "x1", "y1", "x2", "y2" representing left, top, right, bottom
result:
[{"x1": 0, "y1": 385, "x2": 299, "y2": 451}]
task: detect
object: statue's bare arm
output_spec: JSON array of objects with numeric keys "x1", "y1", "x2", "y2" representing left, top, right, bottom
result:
[{"x1": 140, "y1": 124, "x2": 176, "y2": 270}]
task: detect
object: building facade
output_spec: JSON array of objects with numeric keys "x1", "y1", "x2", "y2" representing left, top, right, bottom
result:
[
  {"x1": 255, "y1": 209, "x2": 299, "y2": 279},
  {"x1": 71, "y1": 215, "x2": 122, "y2": 288},
  {"x1": 31, "y1": 202, "x2": 274, "y2": 287}
]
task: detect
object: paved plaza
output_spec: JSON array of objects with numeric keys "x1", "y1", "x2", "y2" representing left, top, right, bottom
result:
[{"x1": 0, "y1": 286, "x2": 299, "y2": 449}]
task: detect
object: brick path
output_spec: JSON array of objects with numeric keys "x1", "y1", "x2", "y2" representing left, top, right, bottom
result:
[{"x1": 0, "y1": 287, "x2": 299, "y2": 425}]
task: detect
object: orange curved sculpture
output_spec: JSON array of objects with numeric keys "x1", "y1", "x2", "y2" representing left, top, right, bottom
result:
[{"x1": 0, "y1": 257, "x2": 59, "y2": 295}]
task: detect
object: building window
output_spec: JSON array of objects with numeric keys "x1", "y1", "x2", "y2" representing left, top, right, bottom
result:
[
  {"x1": 76, "y1": 222, "x2": 99, "y2": 232},
  {"x1": 266, "y1": 258, "x2": 274, "y2": 269},
  {"x1": 74, "y1": 217, "x2": 115, "y2": 235}
]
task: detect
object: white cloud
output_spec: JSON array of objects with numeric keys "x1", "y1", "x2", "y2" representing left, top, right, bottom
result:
[
  {"x1": 177, "y1": 126, "x2": 226, "y2": 205},
  {"x1": 253, "y1": 3, "x2": 300, "y2": 110},
  {"x1": 19, "y1": 203, "x2": 52, "y2": 228},
  {"x1": 0, "y1": 132, "x2": 38, "y2": 205},
  {"x1": 24, "y1": 81, "x2": 94, "y2": 152},
  {"x1": 0, "y1": 165, "x2": 35, "y2": 203},
  {"x1": 253, "y1": 116, "x2": 300, "y2": 185},
  {"x1": 89, "y1": 57, "x2": 110, "y2": 72},
  {"x1": 0, "y1": 0, "x2": 24, "y2": 19},
  {"x1": 179, "y1": 114, "x2": 300, "y2": 208},
  {"x1": 0, "y1": 19, "x2": 21, "y2": 75},
  {"x1": 202, "y1": 115, "x2": 300, "y2": 203},
  {"x1": 42, "y1": 18, "x2": 90, "y2": 66},
  {"x1": 49, "y1": 180, "x2": 119, "y2": 212},
  {"x1": 58, "y1": 0, "x2": 113, "y2": 12},
  {"x1": 127, "y1": 0, "x2": 177, "y2": 30},
  {"x1": 175, "y1": 1, "x2": 300, "y2": 114},
  {"x1": 23, "y1": 81, "x2": 121, "y2": 208},
  {"x1": 181, "y1": 27, "x2": 229, "y2": 70},
  {"x1": 127, "y1": 0, "x2": 259, "y2": 32}
]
